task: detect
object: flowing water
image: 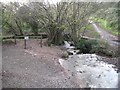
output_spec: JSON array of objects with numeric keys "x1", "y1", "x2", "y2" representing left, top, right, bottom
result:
[{"x1": 59, "y1": 54, "x2": 118, "y2": 88}]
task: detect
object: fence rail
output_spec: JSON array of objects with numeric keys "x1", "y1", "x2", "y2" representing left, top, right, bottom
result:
[
  {"x1": 2, "y1": 34, "x2": 47, "y2": 39},
  {"x1": 2, "y1": 34, "x2": 47, "y2": 48}
]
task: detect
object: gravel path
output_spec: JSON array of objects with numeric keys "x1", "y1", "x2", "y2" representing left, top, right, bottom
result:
[
  {"x1": 92, "y1": 23, "x2": 119, "y2": 47},
  {"x1": 2, "y1": 40, "x2": 79, "y2": 88}
]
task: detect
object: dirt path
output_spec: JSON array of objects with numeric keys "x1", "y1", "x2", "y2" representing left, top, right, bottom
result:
[
  {"x1": 2, "y1": 40, "x2": 79, "y2": 88},
  {"x1": 92, "y1": 23, "x2": 119, "y2": 47}
]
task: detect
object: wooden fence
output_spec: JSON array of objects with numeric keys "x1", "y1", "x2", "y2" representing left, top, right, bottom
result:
[{"x1": 2, "y1": 34, "x2": 48, "y2": 49}]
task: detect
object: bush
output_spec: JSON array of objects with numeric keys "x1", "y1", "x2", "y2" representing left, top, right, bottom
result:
[
  {"x1": 75, "y1": 39, "x2": 114, "y2": 56},
  {"x1": 75, "y1": 39, "x2": 98, "y2": 54}
]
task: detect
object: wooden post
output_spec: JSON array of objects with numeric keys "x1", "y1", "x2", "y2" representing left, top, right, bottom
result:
[
  {"x1": 24, "y1": 36, "x2": 29, "y2": 49},
  {"x1": 24, "y1": 38, "x2": 26, "y2": 49},
  {"x1": 40, "y1": 35, "x2": 42, "y2": 47},
  {"x1": 14, "y1": 36, "x2": 16, "y2": 44}
]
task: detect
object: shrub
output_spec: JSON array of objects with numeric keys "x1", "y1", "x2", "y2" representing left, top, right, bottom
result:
[
  {"x1": 75, "y1": 39, "x2": 98, "y2": 54},
  {"x1": 75, "y1": 39, "x2": 114, "y2": 56}
]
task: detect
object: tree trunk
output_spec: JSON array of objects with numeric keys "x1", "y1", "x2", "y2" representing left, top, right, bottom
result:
[{"x1": 15, "y1": 19, "x2": 23, "y2": 35}]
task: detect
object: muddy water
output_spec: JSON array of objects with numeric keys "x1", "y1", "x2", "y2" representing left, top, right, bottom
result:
[{"x1": 59, "y1": 54, "x2": 118, "y2": 88}]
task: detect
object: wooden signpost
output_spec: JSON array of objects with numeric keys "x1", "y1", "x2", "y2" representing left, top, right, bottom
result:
[{"x1": 24, "y1": 36, "x2": 29, "y2": 49}]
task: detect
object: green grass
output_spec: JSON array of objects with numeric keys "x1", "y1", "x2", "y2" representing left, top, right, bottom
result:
[{"x1": 92, "y1": 17, "x2": 119, "y2": 36}]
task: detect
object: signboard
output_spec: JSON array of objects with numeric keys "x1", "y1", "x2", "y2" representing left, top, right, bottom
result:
[{"x1": 24, "y1": 36, "x2": 29, "y2": 40}]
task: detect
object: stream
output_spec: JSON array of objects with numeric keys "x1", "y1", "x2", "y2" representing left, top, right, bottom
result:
[
  {"x1": 59, "y1": 41, "x2": 118, "y2": 88},
  {"x1": 59, "y1": 54, "x2": 118, "y2": 88}
]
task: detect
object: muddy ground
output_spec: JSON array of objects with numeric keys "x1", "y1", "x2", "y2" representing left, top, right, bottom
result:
[
  {"x1": 2, "y1": 39, "x2": 119, "y2": 88},
  {"x1": 2, "y1": 39, "x2": 79, "y2": 88}
]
